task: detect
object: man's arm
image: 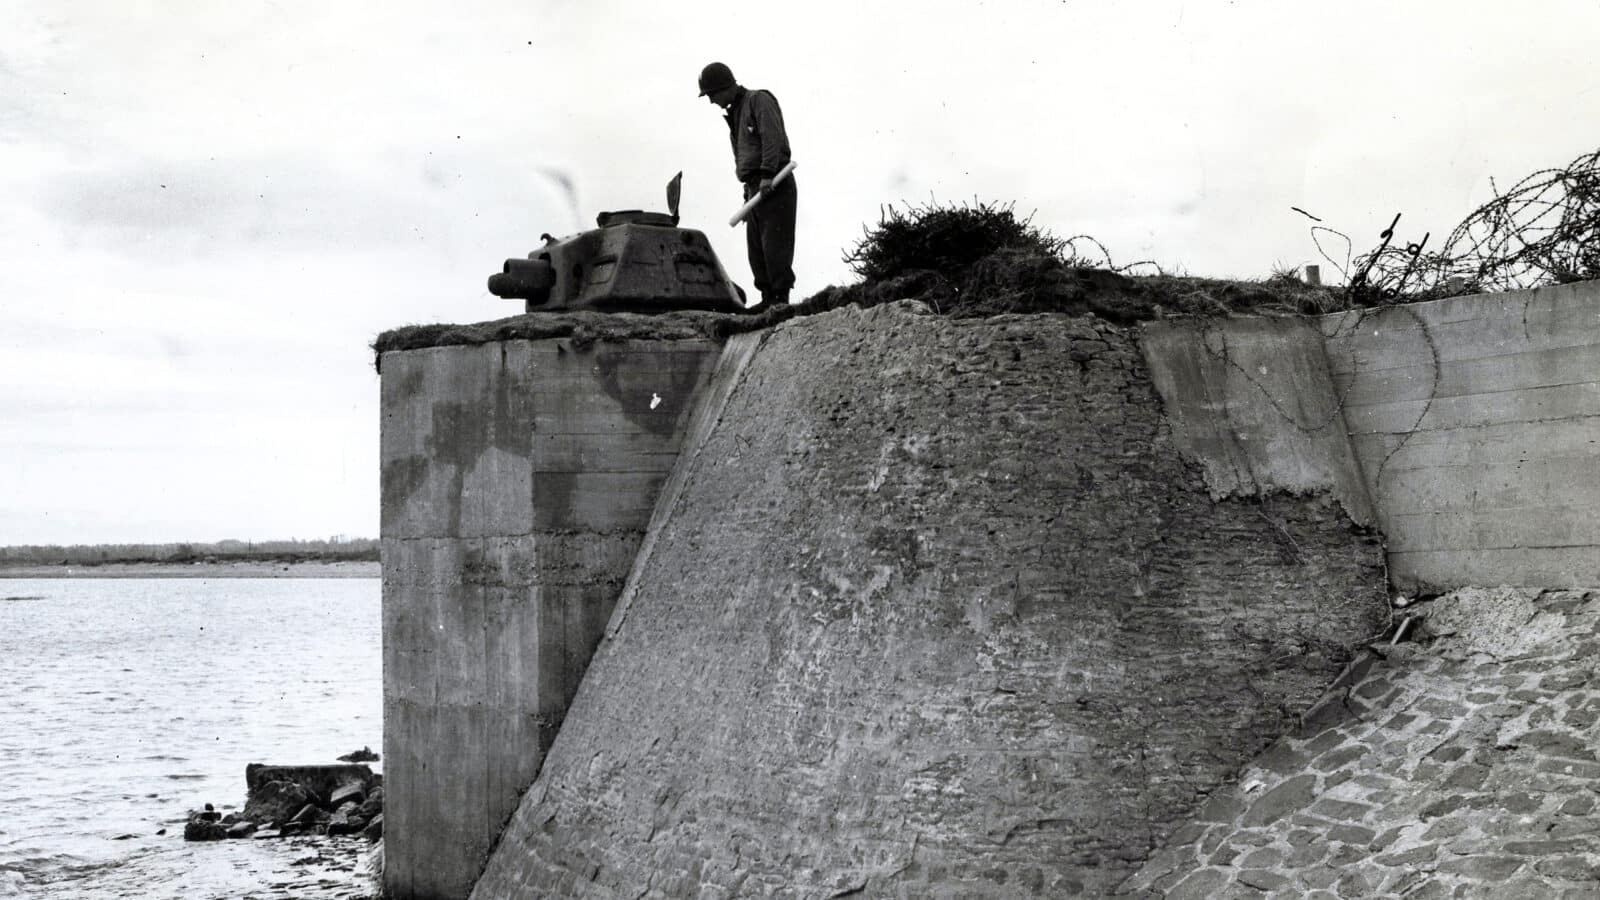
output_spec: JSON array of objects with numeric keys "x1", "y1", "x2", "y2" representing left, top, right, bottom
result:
[{"x1": 752, "y1": 91, "x2": 788, "y2": 193}]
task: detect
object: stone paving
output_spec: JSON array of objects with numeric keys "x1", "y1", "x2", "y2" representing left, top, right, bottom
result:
[{"x1": 1122, "y1": 587, "x2": 1600, "y2": 899}]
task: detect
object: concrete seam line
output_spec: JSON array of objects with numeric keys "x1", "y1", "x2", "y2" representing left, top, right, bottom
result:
[{"x1": 604, "y1": 329, "x2": 770, "y2": 641}]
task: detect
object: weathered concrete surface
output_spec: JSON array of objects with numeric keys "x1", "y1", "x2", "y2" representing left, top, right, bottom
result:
[
  {"x1": 606, "y1": 331, "x2": 765, "y2": 642},
  {"x1": 244, "y1": 763, "x2": 375, "y2": 799},
  {"x1": 1322, "y1": 280, "x2": 1600, "y2": 592},
  {"x1": 379, "y1": 335, "x2": 722, "y2": 900},
  {"x1": 1123, "y1": 586, "x2": 1600, "y2": 899},
  {"x1": 470, "y1": 302, "x2": 1387, "y2": 899},
  {"x1": 1141, "y1": 316, "x2": 1375, "y2": 526}
]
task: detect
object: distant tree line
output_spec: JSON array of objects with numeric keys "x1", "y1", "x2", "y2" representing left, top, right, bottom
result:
[{"x1": 0, "y1": 536, "x2": 379, "y2": 567}]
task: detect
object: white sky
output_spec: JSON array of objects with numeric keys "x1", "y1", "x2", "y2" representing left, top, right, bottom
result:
[{"x1": 2, "y1": 0, "x2": 1597, "y2": 544}]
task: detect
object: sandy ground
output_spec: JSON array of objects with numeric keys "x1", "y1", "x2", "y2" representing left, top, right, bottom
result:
[{"x1": 0, "y1": 560, "x2": 380, "y2": 579}]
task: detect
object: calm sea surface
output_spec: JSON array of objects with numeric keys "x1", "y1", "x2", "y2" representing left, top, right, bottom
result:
[{"x1": 0, "y1": 578, "x2": 381, "y2": 899}]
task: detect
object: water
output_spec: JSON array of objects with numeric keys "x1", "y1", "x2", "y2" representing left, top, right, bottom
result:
[{"x1": 0, "y1": 578, "x2": 382, "y2": 899}]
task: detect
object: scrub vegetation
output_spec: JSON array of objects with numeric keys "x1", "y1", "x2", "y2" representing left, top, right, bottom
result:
[{"x1": 733, "y1": 199, "x2": 1350, "y2": 334}]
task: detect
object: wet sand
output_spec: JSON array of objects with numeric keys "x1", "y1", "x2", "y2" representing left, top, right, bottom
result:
[{"x1": 0, "y1": 560, "x2": 379, "y2": 579}]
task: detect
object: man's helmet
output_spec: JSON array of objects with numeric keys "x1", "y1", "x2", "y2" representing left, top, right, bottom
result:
[{"x1": 697, "y1": 62, "x2": 736, "y2": 97}]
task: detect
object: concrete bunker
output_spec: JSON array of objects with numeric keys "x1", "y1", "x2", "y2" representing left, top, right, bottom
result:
[{"x1": 376, "y1": 276, "x2": 1600, "y2": 898}]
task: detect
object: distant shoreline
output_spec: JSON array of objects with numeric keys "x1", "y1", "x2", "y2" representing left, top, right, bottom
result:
[{"x1": 0, "y1": 560, "x2": 380, "y2": 579}]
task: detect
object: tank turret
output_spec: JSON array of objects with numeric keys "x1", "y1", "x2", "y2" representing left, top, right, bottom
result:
[{"x1": 488, "y1": 173, "x2": 748, "y2": 314}]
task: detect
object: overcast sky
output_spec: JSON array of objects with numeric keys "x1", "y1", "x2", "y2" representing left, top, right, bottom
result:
[{"x1": 2, "y1": 0, "x2": 1597, "y2": 545}]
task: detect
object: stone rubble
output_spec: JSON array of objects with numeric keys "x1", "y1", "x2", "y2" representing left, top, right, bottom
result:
[
  {"x1": 1122, "y1": 587, "x2": 1600, "y2": 899},
  {"x1": 184, "y1": 762, "x2": 384, "y2": 843}
]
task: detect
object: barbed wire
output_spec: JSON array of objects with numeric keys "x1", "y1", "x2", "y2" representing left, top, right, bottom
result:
[
  {"x1": 1060, "y1": 234, "x2": 1165, "y2": 277},
  {"x1": 1325, "y1": 147, "x2": 1600, "y2": 303}
]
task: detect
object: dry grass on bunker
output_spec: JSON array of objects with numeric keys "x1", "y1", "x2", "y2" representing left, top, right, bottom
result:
[{"x1": 730, "y1": 199, "x2": 1356, "y2": 334}]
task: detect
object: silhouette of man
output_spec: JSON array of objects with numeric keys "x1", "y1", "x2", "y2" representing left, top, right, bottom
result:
[{"x1": 699, "y1": 61, "x2": 796, "y2": 309}]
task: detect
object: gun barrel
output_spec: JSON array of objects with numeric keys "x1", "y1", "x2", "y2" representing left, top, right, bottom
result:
[{"x1": 487, "y1": 257, "x2": 556, "y2": 301}]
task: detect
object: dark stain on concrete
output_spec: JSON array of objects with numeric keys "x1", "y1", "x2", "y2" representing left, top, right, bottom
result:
[
  {"x1": 381, "y1": 454, "x2": 430, "y2": 527},
  {"x1": 395, "y1": 361, "x2": 426, "y2": 401},
  {"x1": 423, "y1": 357, "x2": 533, "y2": 536},
  {"x1": 378, "y1": 360, "x2": 431, "y2": 517},
  {"x1": 866, "y1": 526, "x2": 921, "y2": 576},
  {"x1": 591, "y1": 345, "x2": 713, "y2": 436},
  {"x1": 533, "y1": 470, "x2": 578, "y2": 530}
]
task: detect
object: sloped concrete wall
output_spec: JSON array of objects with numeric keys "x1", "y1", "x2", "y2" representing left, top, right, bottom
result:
[
  {"x1": 1322, "y1": 280, "x2": 1600, "y2": 592},
  {"x1": 379, "y1": 337, "x2": 722, "y2": 900},
  {"x1": 469, "y1": 303, "x2": 1388, "y2": 899}
]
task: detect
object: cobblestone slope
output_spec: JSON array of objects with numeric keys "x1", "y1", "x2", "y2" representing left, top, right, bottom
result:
[{"x1": 1123, "y1": 586, "x2": 1600, "y2": 899}]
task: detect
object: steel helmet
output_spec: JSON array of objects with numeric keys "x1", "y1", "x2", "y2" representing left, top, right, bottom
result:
[{"x1": 697, "y1": 62, "x2": 736, "y2": 97}]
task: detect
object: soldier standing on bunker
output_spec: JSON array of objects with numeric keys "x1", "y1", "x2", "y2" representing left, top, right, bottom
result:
[{"x1": 699, "y1": 61, "x2": 796, "y2": 309}]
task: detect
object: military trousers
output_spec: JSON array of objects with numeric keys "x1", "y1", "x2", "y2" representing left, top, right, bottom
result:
[{"x1": 744, "y1": 175, "x2": 797, "y2": 305}]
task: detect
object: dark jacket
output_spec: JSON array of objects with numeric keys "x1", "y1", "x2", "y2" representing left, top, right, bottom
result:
[{"x1": 724, "y1": 87, "x2": 791, "y2": 185}]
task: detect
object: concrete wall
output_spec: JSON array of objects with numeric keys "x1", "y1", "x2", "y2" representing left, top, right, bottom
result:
[
  {"x1": 1140, "y1": 316, "x2": 1375, "y2": 527},
  {"x1": 376, "y1": 281, "x2": 1599, "y2": 899},
  {"x1": 469, "y1": 302, "x2": 1387, "y2": 899},
  {"x1": 379, "y1": 336, "x2": 722, "y2": 900},
  {"x1": 1322, "y1": 280, "x2": 1600, "y2": 592}
]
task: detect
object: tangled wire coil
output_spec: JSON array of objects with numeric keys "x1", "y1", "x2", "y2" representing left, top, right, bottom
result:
[{"x1": 1330, "y1": 146, "x2": 1600, "y2": 302}]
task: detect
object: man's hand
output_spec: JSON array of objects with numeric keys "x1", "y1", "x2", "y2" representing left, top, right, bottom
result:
[{"x1": 758, "y1": 177, "x2": 774, "y2": 196}]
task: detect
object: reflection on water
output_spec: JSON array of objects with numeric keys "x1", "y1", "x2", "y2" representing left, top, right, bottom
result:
[{"x1": 0, "y1": 578, "x2": 381, "y2": 899}]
